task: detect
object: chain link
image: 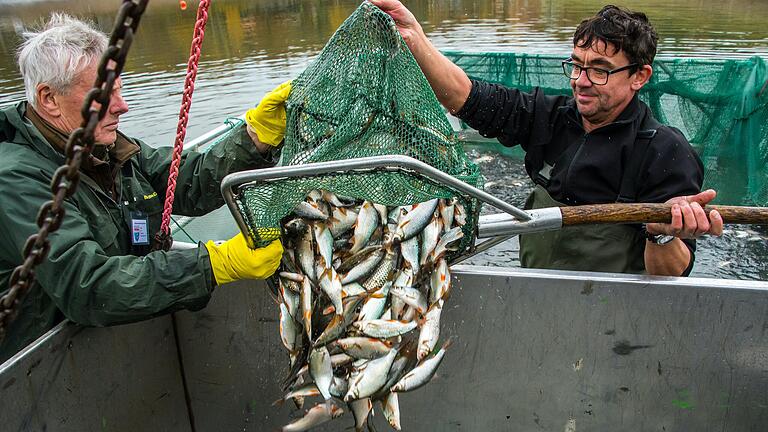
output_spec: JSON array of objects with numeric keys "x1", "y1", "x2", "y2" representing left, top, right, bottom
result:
[{"x1": 0, "y1": 0, "x2": 150, "y2": 343}]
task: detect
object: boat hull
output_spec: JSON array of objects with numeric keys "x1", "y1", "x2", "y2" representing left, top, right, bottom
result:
[{"x1": 2, "y1": 266, "x2": 767, "y2": 431}]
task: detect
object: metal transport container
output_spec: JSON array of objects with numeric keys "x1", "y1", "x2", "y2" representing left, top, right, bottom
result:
[
  {"x1": 2, "y1": 121, "x2": 767, "y2": 432},
  {"x1": 2, "y1": 267, "x2": 767, "y2": 431}
]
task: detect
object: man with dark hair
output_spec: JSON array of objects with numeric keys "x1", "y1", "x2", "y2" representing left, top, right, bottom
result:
[{"x1": 371, "y1": 1, "x2": 723, "y2": 276}]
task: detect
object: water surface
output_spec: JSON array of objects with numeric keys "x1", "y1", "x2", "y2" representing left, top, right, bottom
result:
[{"x1": 0, "y1": 0, "x2": 765, "y2": 279}]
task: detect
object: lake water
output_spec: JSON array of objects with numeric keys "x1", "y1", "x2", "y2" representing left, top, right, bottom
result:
[{"x1": 0, "y1": 0, "x2": 766, "y2": 280}]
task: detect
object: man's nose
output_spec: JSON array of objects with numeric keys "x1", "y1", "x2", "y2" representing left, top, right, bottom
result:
[
  {"x1": 575, "y1": 69, "x2": 593, "y2": 87},
  {"x1": 110, "y1": 92, "x2": 129, "y2": 115}
]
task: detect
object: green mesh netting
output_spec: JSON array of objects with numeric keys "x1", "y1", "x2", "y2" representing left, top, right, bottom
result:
[
  {"x1": 443, "y1": 51, "x2": 768, "y2": 207},
  {"x1": 232, "y1": 2, "x2": 482, "y2": 250}
]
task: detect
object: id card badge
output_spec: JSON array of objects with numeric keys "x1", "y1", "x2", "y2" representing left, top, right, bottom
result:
[{"x1": 130, "y1": 211, "x2": 150, "y2": 246}]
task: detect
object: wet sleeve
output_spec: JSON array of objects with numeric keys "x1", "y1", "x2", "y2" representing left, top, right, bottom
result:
[
  {"x1": 636, "y1": 126, "x2": 704, "y2": 276},
  {"x1": 454, "y1": 80, "x2": 569, "y2": 150},
  {"x1": 137, "y1": 125, "x2": 279, "y2": 216},
  {"x1": 0, "y1": 163, "x2": 215, "y2": 327}
]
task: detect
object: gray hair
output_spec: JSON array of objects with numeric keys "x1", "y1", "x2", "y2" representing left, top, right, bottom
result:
[{"x1": 17, "y1": 13, "x2": 108, "y2": 108}]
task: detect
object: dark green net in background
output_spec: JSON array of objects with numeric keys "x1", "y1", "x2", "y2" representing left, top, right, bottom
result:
[
  {"x1": 233, "y1": 2, "x2": 482, "y2": 250},
  {"x1": 444, "y1": 52, "x2": 768, "y2": 208}
]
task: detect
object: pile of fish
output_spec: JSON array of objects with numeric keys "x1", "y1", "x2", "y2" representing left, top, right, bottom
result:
[{"x1": 273, "y1": 189, "x2": 468, "y2": 431}]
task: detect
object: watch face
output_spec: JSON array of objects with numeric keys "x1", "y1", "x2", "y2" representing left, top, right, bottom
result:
[{"x1": 656, "y1": 235, "x2": 676, "y2": 245}]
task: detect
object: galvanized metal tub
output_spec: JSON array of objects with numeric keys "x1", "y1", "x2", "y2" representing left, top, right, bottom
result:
[{"x1": 2, "y1": 266, "x2": 767, "y2": 431}]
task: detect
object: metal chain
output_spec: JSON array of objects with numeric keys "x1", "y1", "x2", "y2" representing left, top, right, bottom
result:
[
  {"x1": 0, "y1": 0, "x2": 150, "y2": 343},
  {"x1": 154, "y1": 0, "x2": 211, "y2": 251}
]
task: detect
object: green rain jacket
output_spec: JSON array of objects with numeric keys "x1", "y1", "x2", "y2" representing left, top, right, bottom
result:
[{"x1": 0, "y1": 102, "x2": 275, "y2": 363}]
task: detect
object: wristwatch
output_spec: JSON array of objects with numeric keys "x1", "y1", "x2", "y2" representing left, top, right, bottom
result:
[{"x1": 642, "y1": 225, "x2": 676, "y2": 245}]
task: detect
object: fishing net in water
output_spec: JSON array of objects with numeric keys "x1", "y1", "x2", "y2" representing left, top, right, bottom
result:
[
  {"x1": 444, "y1": 51, "x2": 768, "y2": 207},
  {"x1": 231, "y1": 1, "x2": 482, "y2": 253}
]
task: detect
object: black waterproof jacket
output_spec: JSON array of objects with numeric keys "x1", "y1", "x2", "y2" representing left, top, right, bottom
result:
[{"x1": 456, "y1": 80, "x2": 704, "y2": 206}]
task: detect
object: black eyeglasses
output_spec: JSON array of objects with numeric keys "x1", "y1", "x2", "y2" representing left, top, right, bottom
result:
[{"x1": 561, "y1": 59, "x2": 638, "y2": 85}]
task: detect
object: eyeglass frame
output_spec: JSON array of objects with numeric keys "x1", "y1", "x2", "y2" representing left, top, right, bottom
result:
[{"x1": 561, "y1": 59, "x2": 639, "y2": 85}]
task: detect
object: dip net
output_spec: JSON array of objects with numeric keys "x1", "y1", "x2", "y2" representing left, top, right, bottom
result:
[{"x1": 231, "y1": 1, "x2": 482, "y2": 252}]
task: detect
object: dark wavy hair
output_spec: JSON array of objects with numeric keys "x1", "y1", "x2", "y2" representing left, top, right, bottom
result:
[{"x1": 573, "y1": 5, "x2": 658, "y2": 71}]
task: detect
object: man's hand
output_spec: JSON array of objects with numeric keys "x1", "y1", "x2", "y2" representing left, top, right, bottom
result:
[
  {"x1": 646, "y1": 189, "x2": 724, "y2": 239},
  {"x1": 205, "y1": 233, "x2": 283, "y2": 285},
  {"x1": 245, "y1": 81, "x2": 292, "y2": 153},
  {"x1": 369, "y1": 0, "x2": 423, "y2": 48}
]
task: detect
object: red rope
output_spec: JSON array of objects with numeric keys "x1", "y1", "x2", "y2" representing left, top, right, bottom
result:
[{"x1": 159, "y1": 0, "x2": 211, "y2": 242}]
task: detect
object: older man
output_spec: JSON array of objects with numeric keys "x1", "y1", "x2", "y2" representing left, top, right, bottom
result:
[
  {"x1": 0, "y1": 14, "x2": 287, "y2": 362},
  {"x1": 371, "y1": 1, "x2": 723, "y2": 276}
]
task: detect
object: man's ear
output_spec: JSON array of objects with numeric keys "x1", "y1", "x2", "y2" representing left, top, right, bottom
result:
[
  {"x1": 631, "y1": 64, "x2": 653, "y2": 91},
  {"x1": 35, "y1": 83, "x2": 61, "y2": 118}
]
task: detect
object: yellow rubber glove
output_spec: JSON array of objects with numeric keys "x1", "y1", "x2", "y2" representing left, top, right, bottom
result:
[
  {"x1": 205, "y1": 233, "x2": 283, "y2": 285},
  {"x1": 245, "y1": 81, "x2": 292, "y2": 147}
]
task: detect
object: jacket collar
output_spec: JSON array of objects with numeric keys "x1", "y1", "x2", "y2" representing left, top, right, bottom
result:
[{"x1": 24, "y1": 103, "x2": 140, "y2": 165}]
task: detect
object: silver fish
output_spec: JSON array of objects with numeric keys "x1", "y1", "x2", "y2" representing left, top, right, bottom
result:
[
  {"x1": 390, "y1": 295, "x2": 405, "y2": 320},
  {"x1": 400, "y1": 235, "x2": 420, "y2": 272},
  {"x1": 274, "y1": 383, "x2": 321, "y2": 406},
  {"x1": 429, "y1": 258, "x2": 451, "y2": 305},
  {"x1": 392, "y1": 199, "x2": 439, "y2": 244},
  {"x1": 381, "y1": 392, "x2": 402, "y2": 430},
  {"x1": 391, "y1": 340, "x2": 452, "y2": 393},
  {"x1": 341, "y1": 282, "x2": 366, "y2": 298},
  {"x1": 400, "y1": 306, "x2": 417, "y2": 323},
  {"x1": 297, "y1": 227, "x2": 316, "y2": 283},
  {"x1": 373, "y1": 203, "x2": 389, "y2": 227},
  {"x1": 430, "y1": 226, "x2": 464, "y2": 262},
  {"x1": 439, "y1": 198, "x2": 456, "y2": 232},
  {"x1": 359, "y1": 281, "x2": 391, "y2": 321},
  {"x1": 328, "y1": 206, "x2": 358, "y2": 238},
  {"x1": 389, "y1": 285, "x2": 428, "y2": 315},
  {"x1": 284, "y1": 218, "x2": 309, "y2": 237},
  {"x1": 309, "y1": 347, "x2": 333, "y2": 400},
  {"x1": 329, "y1": 376, "x2": 349, "y2": 399},
  {"x1": 279, "y1": 272, "x2": 305, "y2": 284},
  {"x1": 313, "y1": 223, "x2": 334, "y2": 269},
  {"x1": 318, "y1": 267, "x2": 343, "y2": 316},
  {"x1": 362, "y1": 249, "x2": 398, "y2": 292},
  {"x1": 293, "y1": 201, "x2": 329, "y2": 220},
  {"x1": 280, "y1": 280, "x2": 300, "y2": 320},
  {"x1": 454, "y1": 202, "x2": 467, "y2": 226},
  {"x1": 340, "y1": 248, "x2": 385, "y2": 285},
  {"x1": 419, "y1": 211, "x2": 442, "y2": 266},
  {"x1": 323, "y1": 190, "x2": 355, "y2": 207},
  {"x1": 344, "y1": 348, "x2": 398, "y2": 401},
  {"x1": 297, "y1": 353, "x2": 354, "y2": 379},
  {"x1": 279, "y1": 303, "x2": 300, "y2": 354},
  {"x1": 387, "y1": 206, "x2": 404, "y2": 225},
  {"x1": 314, "y1": 294, "x2": 367, "y2": 347},
  {"x1": 280, "y1": 402, "x2": 343, "y2": 432},
  {"x1": 336, "y1": 337, "x2": 394, "y2": 360},
  {"x1": 301, "y1": 276, "x2": 312, "y2": 341},
  {"x1": 353, "y1": 320, "x2": 418, "y2": 339},
  {"x1": 350, "y1": 201, "x2": 379, "y2": 254},
  {"x1": 372, "y1": 353, "x2": 414, "y2": 401},
  {"x1": 349, "y1": 398, "x2": 373, "y2": 432},
  {"x1": 417, "y1": 300, "x2": 443, "y2": 361},
  {"x1": 307, "y1": 190, "x2": 323, "y2": 202}
]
